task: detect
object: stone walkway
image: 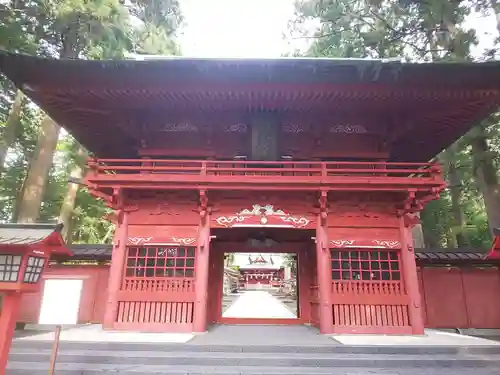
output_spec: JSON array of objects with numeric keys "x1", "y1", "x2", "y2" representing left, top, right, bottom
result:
[
  {"x1": 333, "y1": 329, "x2": 500, "y2": 346},
  {"x1": 189, "y1": 325, "x2": 339, "y2": 346},
  {"x1": 222, "y1": 291, "x2": 297, "y2": 319},
  {"x1": 14, "y1": 324, "x2": 194, "y2": 343}
]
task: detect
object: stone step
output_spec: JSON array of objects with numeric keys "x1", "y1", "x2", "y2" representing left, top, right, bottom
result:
[
  {"x1": 9, "y1": 342, "x2": 500, "y2": 375},
  {"x1": 7, "y1": 348, "x2": 500, "y2": 369},
  {"x1": 9, "y1": 340, "x2": 500, "y2": 355},
  {"x1": 7, "y1": 365, "x2": 500, "y2": 375}
]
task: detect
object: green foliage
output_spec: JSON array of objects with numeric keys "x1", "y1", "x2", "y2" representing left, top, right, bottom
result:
[
  {"x1": 0, "y1": 0, "x2": 182, "y2": 243},
  {"x1": 292, "y1": 0, "x2": 500, "y2": 248},
  {"x1": 293, "y1": 0, "x2": 477, "y2": 61},
  {"x1": 129, "y1": 0, "x2": 183, "y2": 55},
  {"x1": 0, "y1": 104, "x2": 40, "y2": 222}
]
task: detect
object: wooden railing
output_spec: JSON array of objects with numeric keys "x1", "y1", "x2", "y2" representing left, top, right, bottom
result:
[
  {"x1": 331, "y1": 280, "x2": 411, "y2": 331},
  {"x1": 87, "y1": 158, "x2": 442, "y2": 180},
  {"x1": 332, "y1": 280, "x2": 405, "y2": 298},
  {"x1": 116, "y1": 277, "x2": 196, "y2": 328},
  {"x1": 122, "y1": 277, "x2": 195, "y2": 293}
]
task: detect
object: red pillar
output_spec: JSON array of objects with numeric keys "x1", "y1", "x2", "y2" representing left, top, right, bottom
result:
[
  {"x1": 0, "y1": 292, "x2": 21, "y2": 375},
  {"x1": 399, "y1": 216, "x2": 425, "y2": 334},
  {"x1": 103, "y1": 210, "x2": 128, "y2": 330},
  {"x1": 316, "y1": 217, "x2": 334, "y2": 334},
  {"x1": 206, "y1": 247, "x2": 223, "y2": 324},
  {"x1": 193, "y1": 215, "x2": 210, "y2": 332}
]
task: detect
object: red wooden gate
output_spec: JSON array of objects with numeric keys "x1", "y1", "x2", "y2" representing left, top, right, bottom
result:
[
  {"x1": 330, "y1": 249, "x2": 411, "y2": 334},
  {"x1": 114, "y1": 245, "x2": 196, "y2": 332}
]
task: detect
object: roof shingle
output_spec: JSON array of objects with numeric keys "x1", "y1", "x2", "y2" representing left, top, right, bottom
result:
[{"x1": 0, "y1": 223, "x2": 63, "y2": 245}]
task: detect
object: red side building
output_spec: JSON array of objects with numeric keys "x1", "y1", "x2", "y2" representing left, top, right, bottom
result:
[{"x1": 2, "y1": 53, "x2": 500, "y2": 335}]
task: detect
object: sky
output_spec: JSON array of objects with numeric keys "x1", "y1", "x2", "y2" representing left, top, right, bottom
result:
[
  {"x1": 178, "y1": 0, "x2": 498, "y2": 58},
  {"x1": 179, "y1": 0, "x2": 297, "y2": 57}
]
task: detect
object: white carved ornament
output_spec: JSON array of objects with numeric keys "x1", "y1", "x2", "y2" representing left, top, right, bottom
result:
[
  {"x1": 171, "y1": 237, "x2": 196, "y2": 246},
  {"x1": 127, "y1": 236, "x2": 196, "y2": 246},
  {"x1": 214, "y1": 216, "x2": 246, "y2": 227},
  {"x1": 162, "y1": 123, "x2": 198, "y2": 132},
  {"x1": 224, "y1": 123, "x2": 248, "y2": 132},
  {"x1": 329, "y1": 125, "x2": 367, "y2": 134},
  {"x1": 329, "y1": 239, "x2": 355, "y2": 248},
  {"x1": 282, "y1": 124, "x2": 305, "y2": 133},
  {"x1": 128, "y1": 237, "x2": 153, "y2": 245},
  {"x1": 372, "y1": 240, "x2": 401, "y2": 249},
  {"x1": 215, "y1": 204, "x2": 311, "y2": 228},
  {"x1": 329, "y1": 239, "x2": 401, "y2": 248}
]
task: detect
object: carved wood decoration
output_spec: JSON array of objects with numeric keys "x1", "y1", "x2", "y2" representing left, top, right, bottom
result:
[
  {"x1": 162, "y1": 123, "x2": 199, "y2": 132},
  {"x1": 224, "y1": 123, "x2": 248, "y2": 132},
  {"x1": 329, "y1": 239, "x2": 402, "y2": 249},
  {"x1": 282, "y1": 123, "x2": 307, "y2": 133},
  {"x1": 328, "y1": 199, "x2": 399, "y2": 228},
  {"x1": 127, "y1": 225, "x2": 198, "y2": 246},
  {"x1": 213, "y1": 204, "x2": 313, "y2": 229},
  {"x1": 329, "y1": 124, "x2": 368, "y2": 134},
  {"x1": 126, "y1": 193, "x2": 200, "y2": 226}
]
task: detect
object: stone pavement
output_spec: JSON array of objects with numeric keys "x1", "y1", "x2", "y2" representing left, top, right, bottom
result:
[
  {"x1": 13, "y1": 323, "x2": 194, "y2": 343},
  {"x1": 8, "y1": 324, "x2": 500, "y2": 374},
  {"x1": 8, "y1": 337, "x2": 500, "y2": 374},
  {"x1": 222, "y1": 290, "x2": 296, "y2": 319},
  {"x1": 189, "y1": 324, "x2": 338, "y2": 346},
  {"x1": 333, "y1": 329, "x2": 500, "y2": 346},
  {"x1": 8, "y1": 288, "x2": 500, "y2": 374}
]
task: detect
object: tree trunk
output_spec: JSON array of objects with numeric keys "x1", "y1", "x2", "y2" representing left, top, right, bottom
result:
[
  {"x1": 58, "y1": 146, "x2": 86, "y2": 241},
  {"x1": 423, "y1": 226, "x2": 440, "y2": 248},
  {"x1": 491, "y1": 0, "x2": 500, "y2": 36},
  {"x1": 15, "y1": 37, "x2": 80, "y2": 224},
  {"x1": 411, "y1": 213, "x2": 425, "y2": 248},
  {"x1": 16, "y1": 115, "x2": 60, "y2": 223},
  {"x1": 470, "y1": 124, "x2": 500, "y2": 233},
  {"x1": 445, "y1": 145, "x2": 469, "y2": 247},
  {"x1": 0, "y1": 90, "x2": 24, "y2": 171}
]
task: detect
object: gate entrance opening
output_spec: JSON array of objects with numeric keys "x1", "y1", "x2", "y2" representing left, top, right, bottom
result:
[{"x1": 207, "y1": 227, "x2": 314, "y2": 326}]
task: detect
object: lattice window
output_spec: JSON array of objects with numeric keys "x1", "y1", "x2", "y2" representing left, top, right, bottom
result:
[
  {"x1": 0, "y1": 254, "x2": 22, "y2": 282},
  {"x1": 125, "y1": 246, "x2": 196, "y2": 278},
  {"x1": 331, "y1": 250, "x2": 400, "y2": 281},
  {"x1": 23, "y1": 257, "x2": 45, "y2": 283}
]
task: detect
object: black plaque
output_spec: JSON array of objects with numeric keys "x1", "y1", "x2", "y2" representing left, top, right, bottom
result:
[{"x1": 250, "y1": 114, "x2": 279, "y2": 161}]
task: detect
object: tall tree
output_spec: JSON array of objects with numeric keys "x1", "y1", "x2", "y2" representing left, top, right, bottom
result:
[
  {"x1": 292, "y1": 0, "x2": 478, "y2": 247},
  {"x1": 56, "y1": 0, "x2": 183, "y2": 236},
  {"x1": 465, "y1": 1, "x2": 500, "y2": 234},
  {"x1": 0, "y1": 1, "x2": 38, "y2": 172},
  {"x1": 129, "y1": 0, "x2": 183, "y2": 55},
  {"x1": 15, "y1": 0, "x2": 132, "y2": 223},
  {"x1": 0, "y1": 90, "x2": 24, "y2": 172}
]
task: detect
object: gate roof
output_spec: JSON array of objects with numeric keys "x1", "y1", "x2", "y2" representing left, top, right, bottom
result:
[{"x1": 2, "y1": 52, "x2": 500, "y2": 161}]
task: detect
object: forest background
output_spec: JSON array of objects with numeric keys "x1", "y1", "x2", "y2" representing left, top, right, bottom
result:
[{"x1": 1, "y1": 0, "x2": 500, "y2": 249}]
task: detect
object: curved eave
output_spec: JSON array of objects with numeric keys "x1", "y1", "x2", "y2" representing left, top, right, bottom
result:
[
  {"x1": 3, "y1": 51, "x2": 500, "y2": 88},
  {"x1": 2, "y1": 52, "x2": 500, "y2": 160},
  {"x1": 0, "y1": 223, "x2": 71, "y2": 256}
]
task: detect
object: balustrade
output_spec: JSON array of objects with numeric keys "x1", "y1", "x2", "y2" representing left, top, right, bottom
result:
[
  {"x1": 88, "y1": 158, "x2": 441, "y2": 177},
  {"x1": 86, "y1": 158, "x2": 443, "y2": 192}
]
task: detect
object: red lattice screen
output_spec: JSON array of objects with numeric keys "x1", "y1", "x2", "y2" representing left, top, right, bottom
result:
[
  {"x1": 330, "y1": 249, "x2": 410, "y2": 334},
  {"x1": 115, "y1": 246, "x2": 196, "y2": 331},
  {"x1": 125, "y1": 246, "x2": 195, "y2": 278}
]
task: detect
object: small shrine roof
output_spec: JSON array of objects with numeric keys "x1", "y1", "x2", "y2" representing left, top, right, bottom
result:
[
  {"x1": 65, "y1": 244, "x2": 112, "y2": 259},
  {"x1": 414, "y1": 249, "x2": 489, "y2": 262},
  {"x1": 1, "y1": 51, "x2": 500, "y2": 161},
  {"x1": 0, "y1": 223, "x2": 63, "y2": 245},
  {"x1": 0, "y1": 223, "x2": 71, "y2": 255}
]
